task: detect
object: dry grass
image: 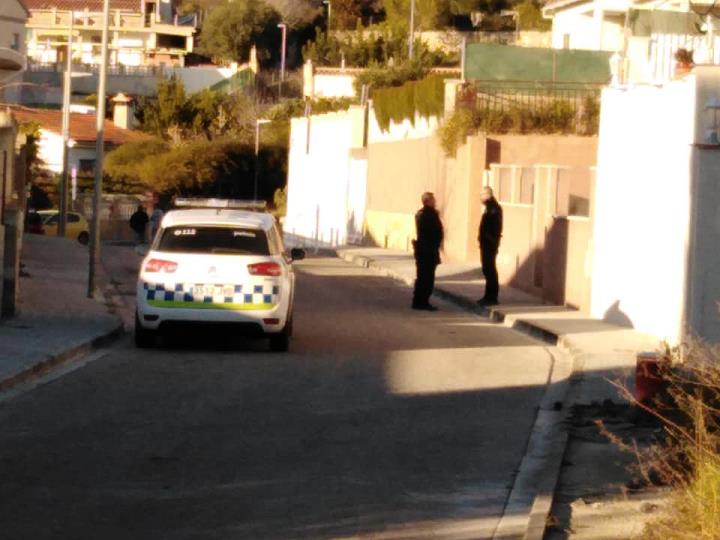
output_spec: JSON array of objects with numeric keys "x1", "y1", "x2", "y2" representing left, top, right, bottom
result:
[{"x1": 605, "y1": 340, "x2": 720, "y2": 539}]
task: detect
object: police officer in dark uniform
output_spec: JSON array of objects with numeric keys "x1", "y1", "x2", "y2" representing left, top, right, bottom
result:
[
  {"x1": 412, "y1": 192, "x2": 444, "y2": 311},
  {"x1": 478, "y1": 186, "x2": 503, "y2": 306}
]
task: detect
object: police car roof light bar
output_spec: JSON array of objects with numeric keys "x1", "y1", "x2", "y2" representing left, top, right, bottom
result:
[{"x1": 173, "y1": 198, "x2": 268, "y2": 211}]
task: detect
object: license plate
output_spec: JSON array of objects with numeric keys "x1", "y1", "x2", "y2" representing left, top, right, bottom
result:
[{"x1": 193, "y1": 285, "x2": 235, "y2": 299}]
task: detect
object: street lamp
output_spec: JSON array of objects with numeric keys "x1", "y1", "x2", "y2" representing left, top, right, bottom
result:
[
  {"x1": 278, "y1": 23, "x2": 287, "y2": 82},
  {"x1": 323, "y1": 0, "x2": 332, "y2": 31},
  {"x1": 254, "y1": 119, "x2": 271, "y2": 201}
]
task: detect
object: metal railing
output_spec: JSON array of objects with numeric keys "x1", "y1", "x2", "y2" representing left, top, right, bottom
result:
[
  {"x1": 462, "y1": 81, "x2": 603, "y2": 135},
  {"x1": 27, "y1": 61, "x2": 174, "y2": 77}
]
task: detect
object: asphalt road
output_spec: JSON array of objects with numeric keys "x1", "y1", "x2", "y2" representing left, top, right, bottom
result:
[{"x1": 0, "y1": 253, "x2": 554, "y2": 540}]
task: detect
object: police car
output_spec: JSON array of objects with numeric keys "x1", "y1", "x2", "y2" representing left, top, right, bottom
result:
[{"x1": 135, "y1": 199, "x2": 305, "y2": 351}]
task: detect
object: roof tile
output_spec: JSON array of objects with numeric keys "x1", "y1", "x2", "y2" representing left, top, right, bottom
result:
[{"x1": 9, "y1": 107, "x2": 152, "y2": 146}]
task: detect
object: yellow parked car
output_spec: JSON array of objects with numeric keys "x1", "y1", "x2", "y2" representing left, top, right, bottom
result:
[{"x1": 38, "y1": 210, "x2": 90, "y2": 245}]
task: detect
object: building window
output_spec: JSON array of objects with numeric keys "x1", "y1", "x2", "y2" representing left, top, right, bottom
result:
[
  {"x1": 79, "y1": 159, "x2": 96, "y2": 175},
  {"x1": 11, "y1": 33, "x2": 20, "y2": 51},
  {"x1": 157, "y1": 34, "x2": 186, "y2": 50}
]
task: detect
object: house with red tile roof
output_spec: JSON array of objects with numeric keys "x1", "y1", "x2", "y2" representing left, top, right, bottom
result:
[
  {"x1": 25, "y1": 0, "x2": 196, "y2": 68},
  {"x1": 11, "y1": 101, "x2": 151, "y2": 178}
]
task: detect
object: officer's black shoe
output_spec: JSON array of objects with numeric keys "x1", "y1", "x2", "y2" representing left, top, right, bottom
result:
[
  {"x1": 412, "y1": 304, "x2": 438, "y2": 311},
  {"x1": 477, "y1": 298, "x2": 498, "y2": 307}
]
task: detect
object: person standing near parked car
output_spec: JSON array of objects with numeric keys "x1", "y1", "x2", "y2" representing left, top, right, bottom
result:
[
  {"x1": 147, "y1": 192, "x2": 164, "y2": 244},
  {"x1": 129, "y1": 204, "x2": 149, "y2": 245},
  {"x1": 478, "y1": 186, "x2": 503, "y2": 306},
  {"x1": 412, "y1": 192, "x2": 444, "y2": 311}
]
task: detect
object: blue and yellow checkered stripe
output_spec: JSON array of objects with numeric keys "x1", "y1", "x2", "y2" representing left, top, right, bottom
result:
[{"x1": 143, "y1": 282, "x2": 280, "y2": 311}]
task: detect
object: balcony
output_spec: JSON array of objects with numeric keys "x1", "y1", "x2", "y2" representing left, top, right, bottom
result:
[
  {"x1": 27, "y1": 9, "x2": 196, "y2": 35},
  {"x1": 0, "y1": 47, "x2": 25, "y2": 82}
]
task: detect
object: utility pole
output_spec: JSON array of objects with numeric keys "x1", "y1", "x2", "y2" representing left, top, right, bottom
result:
[
  {"x1": 88, "y1": 0, "x2": 110, "y2": 298},
  {"x1": 324, "y1": 0, "x2": 332, "y2": 30},
  {"x1": 254, "y1": 119, "x2": 270, "y2": 201},
  {"x1": 58, "y1": 16, "x2": 74, "y2": 238},
  {"x1": 408, "y1": 0, "x2": 416, "y2": 61},
  {"x1": 278, "y1": 23, "x2": 287, "y2": 98}
]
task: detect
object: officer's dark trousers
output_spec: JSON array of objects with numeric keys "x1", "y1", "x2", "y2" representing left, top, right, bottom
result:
[
  {"x1": 481, "y1": 246, "x2": 499, "y2": 302},
  {"x1": 413, "y1": 257, "x2": 437, "y2": 307}
]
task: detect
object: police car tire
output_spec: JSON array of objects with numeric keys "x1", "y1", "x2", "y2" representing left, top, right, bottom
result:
[
  {"x1": 269, "y1": 327, "x2": 290, "y2": 353},
  {"x1": 135, "y1": 313, "x2": 156, "y2": 348}
]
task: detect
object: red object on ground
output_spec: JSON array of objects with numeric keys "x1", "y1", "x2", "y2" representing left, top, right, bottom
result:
[{"x1": 636, "y1": 352, "x2": 670, "y2": 404}]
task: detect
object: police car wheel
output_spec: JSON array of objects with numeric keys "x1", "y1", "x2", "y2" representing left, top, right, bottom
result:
[
  {"x1": 269, "y1": 327, "x2": 290, "y2": 353},
  {"x1": 134, "y1": 312, "x2": 156, "y2": 349}
]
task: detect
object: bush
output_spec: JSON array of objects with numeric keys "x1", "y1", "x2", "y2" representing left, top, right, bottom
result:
[
  {"x1": 303, "y1": 24, "x2": 450, "y2": 68},
  {"x1": 605, "y1": 339, "x2": 720, "y2": 539},
  {"x1": 105, "y1": 138, "x2": 286, "y2": 200},
  {"x1": 104, "y1": 138, "x2": 170, "y2": 192},
  {"x1": 353, "y1": 61, "x2": 430, "y2": 95},
  {"x1": 439, "y1": 97, "x2": 599, "y2": 156}
]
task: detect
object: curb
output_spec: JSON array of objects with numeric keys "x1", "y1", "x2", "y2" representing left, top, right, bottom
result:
[
  {"x1": 335, "y1": 248, "x2": 577, "y2": 540},
  {"x1": 0, "y1": 321, "x2": 124, "y2": 394}
]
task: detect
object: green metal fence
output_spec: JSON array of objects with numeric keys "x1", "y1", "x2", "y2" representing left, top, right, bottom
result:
[{"x1": 464, "y1": 43, "x2": 612, "y2": 84}]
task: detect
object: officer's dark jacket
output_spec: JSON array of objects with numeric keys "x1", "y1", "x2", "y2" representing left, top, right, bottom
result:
[
  {"x1": 478, "y1": 197, "x2": 503, "y2": 251},
  {"x1": 414, "y1": 205, "x2": 444, "y2": 264}
]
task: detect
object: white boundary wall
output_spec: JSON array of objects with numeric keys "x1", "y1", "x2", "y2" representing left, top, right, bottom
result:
[
  {"x1": 284, "y1": 107, "x2": 367, "y2": 248},
  {"x1": 592, "y1": 67, "x2": 720, "y2": 343},
  {"x1": 284, "y1": 104, "x2": 442, "y2": 249}
]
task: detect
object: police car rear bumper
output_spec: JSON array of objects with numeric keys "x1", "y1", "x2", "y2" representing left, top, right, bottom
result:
[{"x1": 136, "y1": 285, "x2": 289, "y2": 334}]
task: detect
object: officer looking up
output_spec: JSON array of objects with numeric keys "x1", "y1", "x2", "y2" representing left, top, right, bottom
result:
[
  {"x1": 412, "y1": 192, "x2": 444, "y2": 311},
  {"x1": 478, "y1": 186, "x2": 503, "y2": 306}
]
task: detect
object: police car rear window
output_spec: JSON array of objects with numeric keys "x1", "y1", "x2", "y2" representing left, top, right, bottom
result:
[{"x1": 157, "y1": 226, "x2": 270, "y2": 255}]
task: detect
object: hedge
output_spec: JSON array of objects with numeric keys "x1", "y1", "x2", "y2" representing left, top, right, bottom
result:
[{"x1": 372, "y1": 75, "x2": 446, "y2": 132}]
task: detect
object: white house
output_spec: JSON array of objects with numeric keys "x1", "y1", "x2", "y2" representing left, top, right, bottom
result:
[
  {"x1": 592, "y1": 65, "x2": 720, "y2": 343},
  {"x1": 543, "y1": 0, "x2": 720, "y2": 82},
  {"x1": 11, "y1": 99, "x2": 149, "y2": 179}
]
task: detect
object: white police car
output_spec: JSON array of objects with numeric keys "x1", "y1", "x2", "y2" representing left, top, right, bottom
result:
[{"x1": 135, "y1": 199, "x2": 305, "y2": 351}]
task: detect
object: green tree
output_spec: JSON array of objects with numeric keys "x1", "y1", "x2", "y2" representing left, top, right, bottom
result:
[
  {"x1": 198, "y1": 0, "x2": 280, "y2": 64},
  {"x1": 266, "y1": 0, "x2": 319, "y2": 28},
  {"x1": 136, "y1": 78, "x2": 233, "y2": 141},
  {"x1": 516, "y1": 0, "x2": 550, "y2": 30},
  {"x1": 104, "y1": 139, "x2": 170, "y2": 190},
  {"x1": 383, "y1": 0, "x2": 453, "y2": 30},
  {"x1": 136, "y1": 76, "x2": 190, "y2": 139}
]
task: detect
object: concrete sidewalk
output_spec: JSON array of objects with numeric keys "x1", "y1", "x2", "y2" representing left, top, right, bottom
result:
[
  {"x1": 336, "y1": 246, "x2": 661, "y2": 404},
  {"x1": 0, "y1": 235, "x2": 123, "y2": 390}
]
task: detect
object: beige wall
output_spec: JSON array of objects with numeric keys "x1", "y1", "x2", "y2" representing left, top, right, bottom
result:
[
  {"x1": 488, "y1": 134, "x2": 598, "y2": 168},
  {"x1": 364, "y1": 134, "x2": 485, "y2": 262},
  {"x1": 364, "y1": 132, "x2": 598, "y2": 291},
  {"x1": 483, "y1": 135, "x2": 597, "y2": 311}
]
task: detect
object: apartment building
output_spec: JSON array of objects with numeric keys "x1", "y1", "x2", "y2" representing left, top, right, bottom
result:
[
  {"x1": 25, "y1": 0, "x2": 196, "y2": 68},
  {"x1": 0, "y1": 0, "x2": 28, "y2": 83}
]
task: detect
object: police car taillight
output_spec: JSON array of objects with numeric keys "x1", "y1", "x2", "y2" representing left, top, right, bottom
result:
[
  {"x1": 247, "y1": 262, "x2": 282, "y2": 277},
  {"x1": 144, "y1": 259, "x2": 178, "y2": 273}
]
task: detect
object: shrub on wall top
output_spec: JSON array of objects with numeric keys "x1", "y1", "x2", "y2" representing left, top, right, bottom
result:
[
  {"x1": 439, "y1": 95, "x2": 601, "y2": 156},
  {"x1": 372, "y1": 75, "x2": 446, "y2": 132}
]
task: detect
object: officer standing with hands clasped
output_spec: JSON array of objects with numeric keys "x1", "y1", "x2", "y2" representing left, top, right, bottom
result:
[
  {"x1": 412, "y1": 192, "x2": 444, "y2": 312},
  {"x1": 478, "y1": 186, "x2": 503, "y2": 306}
]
